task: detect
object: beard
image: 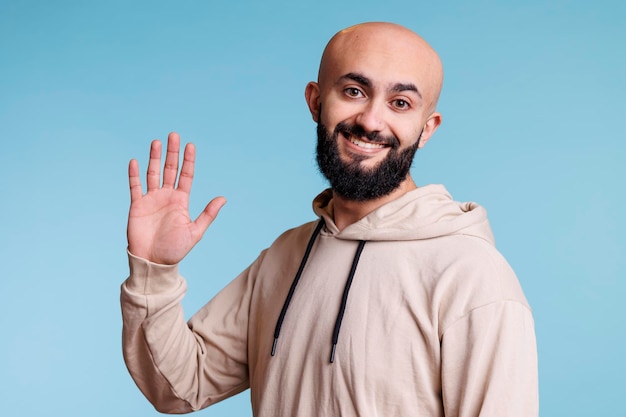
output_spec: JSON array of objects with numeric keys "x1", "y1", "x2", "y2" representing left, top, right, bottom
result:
[{"x1": 316, "y1": 120, "x2": 421, "y2": 201}]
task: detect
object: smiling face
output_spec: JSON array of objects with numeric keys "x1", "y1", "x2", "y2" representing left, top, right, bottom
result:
[{"x1": 306, "y1": 23, "x2": 443, "y2": 201}]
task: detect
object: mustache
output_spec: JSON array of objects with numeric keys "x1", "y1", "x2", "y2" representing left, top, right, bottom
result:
[{"x1": 335, "y1": 121, "x2": 400, "y2": 148}]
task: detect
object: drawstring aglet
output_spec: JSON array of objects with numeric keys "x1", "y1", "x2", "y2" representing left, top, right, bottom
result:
[
  {"x1": 271, "y1": 338, "x2": 278, "y2": 356},
  {"x1": 330, "y1": 344, "x2": 337, "y2": 363}
]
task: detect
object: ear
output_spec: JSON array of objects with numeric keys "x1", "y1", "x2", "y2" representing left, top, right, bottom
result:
[
  {"x1": 304, "y1": 82, "x2": 321, "y2": 122},
  {"x1": 417, "y1": 112, "x2": 442, "y2": 148}
]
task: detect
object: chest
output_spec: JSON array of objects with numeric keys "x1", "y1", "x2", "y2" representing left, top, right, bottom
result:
[{"x1": 249, "y1": 238, "x2": 442, "y2": 384}]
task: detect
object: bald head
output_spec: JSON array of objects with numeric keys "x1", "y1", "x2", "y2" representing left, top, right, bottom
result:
[{"x1": 318, "y1": 22, "x2": 443, "y2": 113}]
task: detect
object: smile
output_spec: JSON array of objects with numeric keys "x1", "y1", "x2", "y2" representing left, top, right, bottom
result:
[{"x1": 345, "y1": 134, "x2": 388, "y2": 149}]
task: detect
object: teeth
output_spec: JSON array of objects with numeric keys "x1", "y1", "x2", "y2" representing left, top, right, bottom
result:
[{"x1": 349, "y1": 136, "x2": 385, "y2": 149}]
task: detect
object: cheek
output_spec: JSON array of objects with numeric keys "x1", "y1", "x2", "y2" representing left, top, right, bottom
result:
[
  {"x1": 320, "y1": 96, "x2": 358, "y2": 127},
  {"x1": 411, "y1": 116, "x2": 429, "y2": 140},
  {"x1": 392, "y1": 123, "x2": 423, "y2": 149}
]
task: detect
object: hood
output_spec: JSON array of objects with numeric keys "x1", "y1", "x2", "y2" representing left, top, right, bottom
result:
[{"x1": 312, "y1": 184, "x2": 495, "y2": 245}]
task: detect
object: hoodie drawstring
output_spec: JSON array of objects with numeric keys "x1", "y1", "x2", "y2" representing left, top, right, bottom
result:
[
  {"x1": 271, "y1": 218, "x2": 367, "y2": 364},
  {"x1": 330, "y1": 239, "x2": 366, "y2": 363},
  {"x1": 271, "y1": 219, "x2": 325, "y2": 357}
]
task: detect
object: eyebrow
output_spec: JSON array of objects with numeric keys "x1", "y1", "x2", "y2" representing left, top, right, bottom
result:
[
  {"x1": 340, "y1": 72, "x2": 422, "y2": 99},
  {"x1": 341, "y1": 72, "x2": 372, "y2": 87},
  {"x1": 390, "y1": 82, "x2": 422, "y2": 99}
]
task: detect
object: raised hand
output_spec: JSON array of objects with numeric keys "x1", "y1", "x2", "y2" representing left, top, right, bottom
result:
[{"x1": 127, "y1": 132, "x2": 226, "y2": 265}]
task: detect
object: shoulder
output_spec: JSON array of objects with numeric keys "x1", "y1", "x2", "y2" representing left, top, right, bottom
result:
[
  {"x1": 428, "y1": 235, "x2": 531, "y2": 330},
  {"x1": 267, "y1": 220, "x2": 321, "y2": 251},
  {"x1": 250, "y1": 220, "x2": 321, "y2": 273}
]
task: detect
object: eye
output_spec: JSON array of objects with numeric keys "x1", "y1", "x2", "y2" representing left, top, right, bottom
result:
[
  {"x1": 344, "y1": 87, "x2": 364, "y2": 98},
  {"x1": 392, "y1": 99, "x2": 410, "y2": 110}
]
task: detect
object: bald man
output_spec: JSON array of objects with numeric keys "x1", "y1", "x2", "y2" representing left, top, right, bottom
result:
[{"x1": 122, "y1": 22, "x2": 538, "y2": 417}]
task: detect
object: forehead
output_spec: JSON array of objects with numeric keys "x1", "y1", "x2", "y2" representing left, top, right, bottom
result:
[{"x1": 321, "y1": 31, "x2": 434, "y2": 93}]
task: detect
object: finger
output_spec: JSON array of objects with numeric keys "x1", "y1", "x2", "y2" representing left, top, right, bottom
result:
[
  {"x1": 191, "y1": 197, "x2": 227, "y2": 241},
  {"x1": 146, "y1": 140, "x2": 162, "y2": 192},
  {"x1": 128, "y1": 159, "x2": 143, "y2": 203},
  {"x1": 162, "y1": 132, "x2": 180, "y2": 188},
  {"x1": 177, "y1": 142, "x2": 196, "y2": 194}
]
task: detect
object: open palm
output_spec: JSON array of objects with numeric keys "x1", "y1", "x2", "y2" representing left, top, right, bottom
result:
[{"x1": 127, "y1": 132, "x2": 226, "y2": 265}]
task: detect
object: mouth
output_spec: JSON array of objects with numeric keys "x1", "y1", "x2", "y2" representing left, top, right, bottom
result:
[
  {"x1": 342, "y1": 131, "x2": 391, "y2": 151},
  {"x1": 347, "y1": 135, "x2": 387, "y2": 149}
]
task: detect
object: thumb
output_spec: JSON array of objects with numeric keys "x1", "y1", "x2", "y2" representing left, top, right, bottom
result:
[{"x1": 191, "y1": 196, "x2": 227, "y2": 240}]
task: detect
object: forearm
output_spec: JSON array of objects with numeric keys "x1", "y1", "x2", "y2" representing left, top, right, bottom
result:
[
  {"x1": 121, "y1": 251, "x2": 252, "y2": 413},
  {"x1": 121, "y1": 251, "x2": 200, "y2": 413}
]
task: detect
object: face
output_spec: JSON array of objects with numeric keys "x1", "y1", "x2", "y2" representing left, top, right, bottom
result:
[{"x1": 306, "y1": 24, "x2": 442, "y2": 201}]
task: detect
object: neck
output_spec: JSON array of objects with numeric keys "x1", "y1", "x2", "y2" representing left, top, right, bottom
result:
[{"x1": 332, "y1": 175, "x2": 417, "y2": 231}]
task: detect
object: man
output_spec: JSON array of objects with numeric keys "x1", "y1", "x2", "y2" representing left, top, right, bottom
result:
[{"x1": 121, "y1": 22, "x2": 538, "y2": 416}]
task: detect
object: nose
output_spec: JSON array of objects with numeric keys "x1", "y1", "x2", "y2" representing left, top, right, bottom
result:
[{"x1": 355, "y1": 101, "x2": 385, "y2": 133}]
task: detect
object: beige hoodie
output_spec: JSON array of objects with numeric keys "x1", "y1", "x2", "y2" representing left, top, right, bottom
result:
[{"x1": 121, "y1": 184, "x2": 538, "y2": 416}]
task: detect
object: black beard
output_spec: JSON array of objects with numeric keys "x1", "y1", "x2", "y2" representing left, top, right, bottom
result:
[{"x1": 316, "y1": 120, "x2": 421, "y2": 201}]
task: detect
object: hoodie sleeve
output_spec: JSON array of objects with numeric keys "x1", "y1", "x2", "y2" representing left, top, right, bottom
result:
[
  {"x1": 120, "y1": 251, "x2": 255, "y2": 413},
  {"x1": 440, "y1": 300, "x2": 539, "y2": 417}
]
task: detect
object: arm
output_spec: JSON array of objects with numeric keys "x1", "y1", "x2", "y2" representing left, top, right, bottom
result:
[
  {"x1": 121, "y1": 133, "x2": 247, "y2": 412},
  {"x1": 121, "y1": 253, "x2": 252, "y2": 413},
  {"x1": 440, "y1": 301, "x2": 539, "y2": 417}
]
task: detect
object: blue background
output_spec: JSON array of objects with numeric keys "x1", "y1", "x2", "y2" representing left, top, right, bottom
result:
[{"x1": 1, "y1": 1, "x2": 624, "y2": 415}]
